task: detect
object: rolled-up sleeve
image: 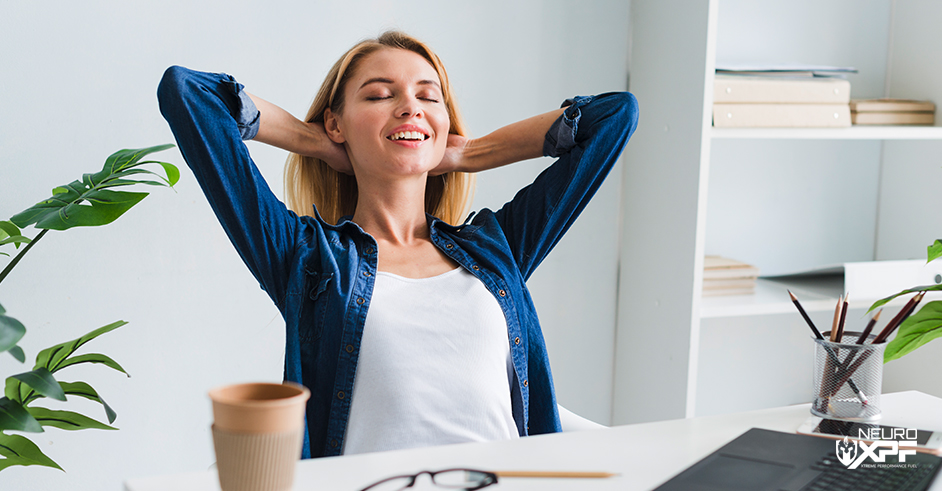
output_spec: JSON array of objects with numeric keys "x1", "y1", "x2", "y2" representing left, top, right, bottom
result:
[{"x1": 495, "y1": 92, "x2": 639, "y2": 279}]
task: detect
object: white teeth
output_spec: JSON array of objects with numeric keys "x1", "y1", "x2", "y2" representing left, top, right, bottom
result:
[{"x1": 389, "y1": 131, "x2": 426, "y2": 141}]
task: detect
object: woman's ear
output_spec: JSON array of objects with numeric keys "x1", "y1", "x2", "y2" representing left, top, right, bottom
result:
[{"x1": 323, "y1": 108, "x2": 346, "y2": 144}]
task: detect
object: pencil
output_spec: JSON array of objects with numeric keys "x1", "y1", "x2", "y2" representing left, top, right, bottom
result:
[
  {"x1": 873, "y1": 292, "x2": 925, "y2": 344},
  {"x1": 494, "y1": 471, "x2": 618, "y2": 479},
  {"x1": 855, "y1": 309, "x2": 882, "y2": 344},
  {"x1": 829, "y1": 294, "x2": 843, "y2": 341},
  {"x1": 834, "y1": 293, "x2": 849, "y2": 342},
  {"x1": 789, "y1": 291, "x2": 868, "y2": 404},
  {"x1": 788, "y1": 290, "x2": 824, "y2": 339}
]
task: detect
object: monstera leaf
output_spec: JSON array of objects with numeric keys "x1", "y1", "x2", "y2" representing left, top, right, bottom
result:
[
  {"x1": 10, "y1": 144, "x2": 177, "y2": 231},
  {"x1": 0, "y1": 222, "x2": 30, "y2": 257},
  {"x1": 1, "y1": 321, "x2": 127, "y2": 470}
]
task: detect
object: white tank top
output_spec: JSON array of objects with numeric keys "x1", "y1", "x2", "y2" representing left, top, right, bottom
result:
[{"x1": 341, "y1": 267, "x2": 518, "y2": 455}]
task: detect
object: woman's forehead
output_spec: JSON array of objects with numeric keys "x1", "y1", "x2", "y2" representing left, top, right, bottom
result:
[{"x1": 350, "y1": 48, "x2": 442, "y2": 90}]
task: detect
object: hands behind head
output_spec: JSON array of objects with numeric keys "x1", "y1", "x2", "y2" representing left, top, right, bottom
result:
[
  {"x1": 431, "y1": 133, "x2": 470, "y2": 176},
  {"x1": 312, "y1": 125, "x2": 469, "y2": 177},
  {"x1": 308, "y1": 121, "x2": 354, "y2": 175}
]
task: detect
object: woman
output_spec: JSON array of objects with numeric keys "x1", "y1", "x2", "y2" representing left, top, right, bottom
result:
[{"x1": 157, "y1": 31, "x2": 638, "y2": 459}]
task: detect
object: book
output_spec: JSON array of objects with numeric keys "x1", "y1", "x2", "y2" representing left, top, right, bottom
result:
[
  {"x1": 852, "y1": 111, "x2": 934, "y2": 125},
  {"x1": 713, "y1": 103, "x2": 851, "y2": 128},
  {"x1": 849, "y1": 99, "x2": 935, "y2": 113},
  {"x1": 703, "y1": 256, "x2": 760, "y2": 280},
  {"x1": 714, "y1": 75, "x2": 851, "y2": 104},
  {"x1": 716, "y1": 64, "x2": 858, "y2": 78},
  {"x1": 703, "y1": 278, "x2": 758, "y2": 290}
]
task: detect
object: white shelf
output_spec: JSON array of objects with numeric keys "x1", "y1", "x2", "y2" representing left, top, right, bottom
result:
[
  {"x1": 712, "y1": 125, "x2": 942, "y2": 140},
  {"x1": 699, "y1": 276, "x2": 920, "y2": 319}
]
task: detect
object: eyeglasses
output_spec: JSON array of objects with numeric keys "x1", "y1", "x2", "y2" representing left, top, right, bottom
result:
[{"x1": 359, "y1": 468, "x2": 498, "y2": 491}]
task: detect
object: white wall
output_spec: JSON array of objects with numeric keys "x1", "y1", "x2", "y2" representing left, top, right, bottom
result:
[{"x1": 0, "y1": 1, "x2": 630, "y2": 489}]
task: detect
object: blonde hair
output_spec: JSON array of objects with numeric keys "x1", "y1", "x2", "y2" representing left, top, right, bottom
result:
[{"x1": 284, "y1": 31, "x2": 475, "y2": 225}]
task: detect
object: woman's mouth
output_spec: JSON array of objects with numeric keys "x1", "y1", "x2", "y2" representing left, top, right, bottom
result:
[{"x1": 387, "y1": 130, "x2": 429, "y2": 141}]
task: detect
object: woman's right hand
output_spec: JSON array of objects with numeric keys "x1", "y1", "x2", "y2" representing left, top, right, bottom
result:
[
  {"x1": 248, "y1": 92, "x2": 352, "y2": 174},
  {"x1": 307, "y1": 121, "x2": 353, "y2": 175}
]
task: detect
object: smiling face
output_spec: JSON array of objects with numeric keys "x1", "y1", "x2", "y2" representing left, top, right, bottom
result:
[{"x1": 324, "y1": 48, "x2": 449, "y2": 180}]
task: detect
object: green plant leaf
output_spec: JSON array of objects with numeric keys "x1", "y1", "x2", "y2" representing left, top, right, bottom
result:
[
  {"x1": 0, "y1": 398, "x2": 42, "y2": 433},
  {"x1": 10, "y1": 368, "x2": 65, "y2": 402},
  {"x1": 7, "y1": 346, "x2": 25, "y2": 363},
  {"x1": 34, "y1": 320, "x2": 127, "y2": 373},
  {"x1": 9, "y1": 144, "x2": 176, "y2": 231},
  {"x1": 27, "y1": 407, "x2": 116, "y2": 431},
  {"x1": 0, "y1": 235, "x2": 31, "y2": 247},
  {"x1": 59, "y1": 381, "x2": 117, "y2": 424},
  {"x1": 0, "y1": 221, "x2": 29, "y2": 251},
  {"x1": 4, "y1": 379, "x2": 21, "y2": 403},
  {"x1": 0, "y1": 221, "x2": 20, "y2": 239},
  {"x1": 56, "y1": 353, "x2": 128, "y2": 377},
  {"x1": 0, "y1": 311, "x2": 26, "y2": 354},
  {"x1": 0, "y1": 432, "x2": 63, "y2": 471},
  {"x1": 884, "y1": 300, "x2": 942, "y2": 362},
  {"x1": 867, "y1": 284, "x2": 942, "y2": 313},
  {"x1": 929, "y1": 240, "x2": 942, "y2": 263}
]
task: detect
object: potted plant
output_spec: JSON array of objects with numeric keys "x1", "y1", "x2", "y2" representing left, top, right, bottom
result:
[
  {"x1": 0, "y1": 144, "x2": 177, "y2": 471},
  {"x1": 867, "y1": 240, "x2": 942, "y2": 362}
]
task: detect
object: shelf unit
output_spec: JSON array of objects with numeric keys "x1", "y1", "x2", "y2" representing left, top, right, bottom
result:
[{"x1": 613, "y1": 0, "x2": 942, "y2": 425}]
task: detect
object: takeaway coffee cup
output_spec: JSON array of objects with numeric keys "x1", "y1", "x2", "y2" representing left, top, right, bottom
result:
[{"x1": 209, "y1": 382, "x2": 310, "y2": 491}]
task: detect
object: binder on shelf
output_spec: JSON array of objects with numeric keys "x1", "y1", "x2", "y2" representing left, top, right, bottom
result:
[
  {"x1": 714, "y1": 75, "x2": 851, "y2": 104},
  {"x1": 713, "y1": 103, "x2": 851, "y2": 128}
]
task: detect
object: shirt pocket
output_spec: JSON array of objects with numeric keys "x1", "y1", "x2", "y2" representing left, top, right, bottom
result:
[{"x1": 300, "y1": 267, "x2": 333, "y2": 342}]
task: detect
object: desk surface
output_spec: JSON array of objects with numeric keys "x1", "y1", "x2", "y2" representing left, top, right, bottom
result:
[{"x1": 125, "y1": 391, "x2": 942, "y2": 491}]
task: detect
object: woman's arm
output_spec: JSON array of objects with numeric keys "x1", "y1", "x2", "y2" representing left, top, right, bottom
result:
[
  {"x1": 436, "y1": 108, "x2": 566, "y2": 174},
  {"x1": 157, "y1": 66, "x2": 307, "y2": 309},
  {"x1": 248, "y1": 94, "x2": 352, "y2": 174},
  {"x1": 485, "y1": 92, "x2": 639, "y2": 280}
]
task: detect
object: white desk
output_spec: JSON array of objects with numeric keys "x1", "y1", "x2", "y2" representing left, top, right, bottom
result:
[{"x1": 125, "y1": 391, "x2": 942, "y2": 491}]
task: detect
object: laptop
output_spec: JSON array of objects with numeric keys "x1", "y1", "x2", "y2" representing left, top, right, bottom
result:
[{"x1": 653, "y1": 428, "x2": 942, "y2": 491}]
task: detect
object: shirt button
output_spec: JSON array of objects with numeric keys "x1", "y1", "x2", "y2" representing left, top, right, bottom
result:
[
  {"x1": 472, "y1": 265, "x2": 480, "y2": 271},
  {"x1": 514, "y1": 337, "x2": 521, "y2": 345},
  {"x1": 365, "y1": 247, "x2": 374, "y2": 254},
  {"x1": 337, "y1": 391, "x2": 345, "y2": 399},
  {"x1": 345, "y1": 345, "x2": 354, "y2": 353},
  {"x1": 356, "y1": 297, "x2": 365, "y2": 305},
  {"x1": 331, "y1": 440, "x2": 339, "y2": 448},
  {"x1": 363, "y1": 271, "x2": 371, "y2": 277},
  {"x1": 523, "y1": 380, "x2": 528, "y2": 387},
  {"x1": 445, "y1": 243, "x2": 454, "y2": 249},
  {"x1": 499, "y1": 290, "x2": 506, "y2": 297}
]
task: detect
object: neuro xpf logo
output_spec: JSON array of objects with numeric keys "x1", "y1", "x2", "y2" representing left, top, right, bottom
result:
[
  {"x1": 836, "y1": 436, "x2": 858, "y2": 467},
  {"x1": 835, "y1": 429, "x2": 919, "y2": 470}
]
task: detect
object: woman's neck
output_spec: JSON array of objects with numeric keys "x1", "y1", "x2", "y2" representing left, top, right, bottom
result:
[{"x1": 352, "y1": 174, "x2": 430, "y2": 245}]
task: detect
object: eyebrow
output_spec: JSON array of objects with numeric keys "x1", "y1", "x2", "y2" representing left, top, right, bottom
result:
[{"x1": 359, "y1": 77, "x2": 442, "y2": 90}]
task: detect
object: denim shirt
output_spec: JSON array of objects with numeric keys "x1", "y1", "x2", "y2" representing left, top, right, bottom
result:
[{"x1": 157, "y1": 66, "x2": 638, "y2": 459}]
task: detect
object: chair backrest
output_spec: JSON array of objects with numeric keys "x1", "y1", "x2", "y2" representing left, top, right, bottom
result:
[{"x1": 557, "y1": 405, "x2": 606, "y2": 432}]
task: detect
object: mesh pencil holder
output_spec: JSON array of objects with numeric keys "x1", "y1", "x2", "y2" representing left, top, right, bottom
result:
[{"x1": 811, "y1": 332, "x2": 885, "y2": 422}]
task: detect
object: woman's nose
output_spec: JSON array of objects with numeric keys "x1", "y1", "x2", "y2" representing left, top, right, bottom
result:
[{"x1": 397, "y1": 98, "x2": 423, "y2": 118}]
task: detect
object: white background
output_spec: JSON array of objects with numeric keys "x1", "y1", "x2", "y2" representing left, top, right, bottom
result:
[{"x1": 0, "y1": 1, "x2": 630, "y2": 489}]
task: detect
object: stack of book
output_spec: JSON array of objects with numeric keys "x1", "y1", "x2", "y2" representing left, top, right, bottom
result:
[
  {"x1": 703, "y1": 256, "x2": 760, "y2": 297},
  {"x1": 713, "y1": 67, "x2": 854, "y2": 128},
  {"x1": 850, "y1": 99, "x2": 935, "y2": 125}
]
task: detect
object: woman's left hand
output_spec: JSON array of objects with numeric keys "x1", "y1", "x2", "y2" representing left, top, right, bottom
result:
[{"x1": 431, "y1": 133, "x2": 471, "y2": 175}]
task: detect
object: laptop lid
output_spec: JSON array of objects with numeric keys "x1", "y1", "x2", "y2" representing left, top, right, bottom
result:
[{"x1": 653, "y1": 428, "x2": 941, "y2": 491}]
